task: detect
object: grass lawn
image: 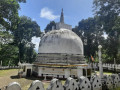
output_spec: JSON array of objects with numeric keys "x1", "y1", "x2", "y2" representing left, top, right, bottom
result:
[
  {"x1": 0, "y1": 69, "x2": 36, "y2": 89},
  {"x1": 95, "y1": 71, "x2": 113, "y2": 75},
  {"x1": 0, "y1": 69, "x2": 120, "y2": 90},
  {"x1": 115, "y1": 87, "x2": 120, "y2": 90},
  {"x1": 0, "y1": 69, "x2": 18, "y2": 77},
  {"x1": 0, "y1": 69, "x2": 65, "y2": 90}
]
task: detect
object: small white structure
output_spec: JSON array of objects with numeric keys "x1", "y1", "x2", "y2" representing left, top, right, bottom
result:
[{"x1": 18, "y1": 63, "x2": 33, "y2": 77}]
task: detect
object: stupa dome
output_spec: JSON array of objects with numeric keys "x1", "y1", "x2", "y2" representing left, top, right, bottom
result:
[
  {"x1": 38, "y1": 29, "x2": 83, "y2": 55},
  {"x1": 35, "y1": 9, "x2": 85, "y2": 65}
]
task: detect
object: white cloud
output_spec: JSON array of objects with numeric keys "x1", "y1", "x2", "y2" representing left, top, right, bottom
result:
[
  {"x1": 40, "y1": 7, "x2": 59, "y2": 20},
  {"x1": 32, "y1": 37, "x2": 41, "y2": 53}
]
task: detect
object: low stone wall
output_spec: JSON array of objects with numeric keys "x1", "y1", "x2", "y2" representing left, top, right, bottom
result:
[
  {"x1": 1, "y1": 74, "x2": 120, "y2": 90},
  {"x1": 0, "y1": 66, "x2": 19, "y2": 70},
  {"x1": 89, "y1": 63, "x2": 120, "y2": 72}
]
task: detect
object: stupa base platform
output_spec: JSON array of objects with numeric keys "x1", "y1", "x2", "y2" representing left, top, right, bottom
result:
[{"x1": 32, "y1": 64, "x2": 92, "y2": 78}]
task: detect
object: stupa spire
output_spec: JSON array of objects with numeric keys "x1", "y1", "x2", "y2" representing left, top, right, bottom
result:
[{"x1": 60, "y1": 8, "x2": 64, "y2": 23}]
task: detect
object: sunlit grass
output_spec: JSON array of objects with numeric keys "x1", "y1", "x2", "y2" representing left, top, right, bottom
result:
[
  {"x1": 115, "y1": 87, "x2": 120, "y2": 90},
  {"x1": 103, "y1": 72, "x2": 113, "y2": 75},
  {"x1": 0, "y1": 69, "x2": 18, "y2": 77},
  {"x1": 1, "y1": 69, "x2": 119, "y2": 89},
  {"x1": 94, "y1": 71, "x2": 112, "y2": 75}
]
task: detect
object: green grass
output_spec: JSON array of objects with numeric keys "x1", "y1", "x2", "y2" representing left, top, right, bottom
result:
[
  {"x1": 0, "y1": 69, "x2": 118, "y2": 90},
  {"x1": 115, "y1": 87, "x2": 120, "y2": 90},
  {"x1": 0, "y1": 69, "x2": 18, "y2": 77},
  {"x1": 94, "y1": 71, "x2": 112, "y2": 75},
  {"x1": 103, "y1": 71, "x2": 113, "y2": 75}
]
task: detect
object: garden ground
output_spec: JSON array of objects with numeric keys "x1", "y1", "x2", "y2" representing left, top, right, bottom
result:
[
  {"x1": 0, "y1": 69, "x2": 52, "y2": 90},
  {"x1": 0, "y1": 69, "x2": 120, "y2": 90}
]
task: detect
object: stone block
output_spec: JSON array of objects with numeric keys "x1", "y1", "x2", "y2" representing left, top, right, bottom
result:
[
  {"x1": 90, "y1": 75, "x2": 102, "y2": 90},
  {"x1": 78, "y1": 76, "x2": 91, "y2": 90},
  {"x1": 28, "y1": 80, "x2": 44, "y2": 90},
  {"x1": 6, "y1": 82, "x2": 21, "y2": 90},
  {"x1": 111, "y1": 74, "x2": 120, "y2": 88},
  {"x1": 47, "y1": 78, "x2": 64, "y2": 90},
  {"x1": 103, "y1": 75, "x2": 113, "y2": 90},
  {"x1": 64, "y1": 77, "x2": 78, "y2": 90}
]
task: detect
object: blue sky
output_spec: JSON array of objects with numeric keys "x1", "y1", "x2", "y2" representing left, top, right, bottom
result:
[
  {"x1": 19, "y1": 0, "x2": 94, "y2": 31},
  {"x1": 19, "y1": 0, "x2": 94, "y2": 52}
]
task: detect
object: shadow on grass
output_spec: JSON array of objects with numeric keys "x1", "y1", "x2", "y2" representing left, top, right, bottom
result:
[
  {"x1": 25, "y1": 76, "x2": 44, "y2": 81},
  {"x1": 10, "y1": 75, "x2": 46, "y2": 81},
  {"x1": 10, "y1": 75, "x2": 19, "y2": 79}
]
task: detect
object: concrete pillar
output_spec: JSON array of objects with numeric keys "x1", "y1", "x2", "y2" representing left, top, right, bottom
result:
[
  {"x1": 98, "y1": 45, "x2": 103, "y2": 80},
  {"x1": 114, "y1": 58, "x2": 116, "y2": 73},
  {"x1": 86, "y1": 67, "x2": 87, "y2": 77},
  {"x1": 1, "y1": 60, "x2": 2, "y2": 66},
  {"x1": 77, "y1": 66, "x2": 83, "y2": 77},
  {"x1": 65, "y1": 69, "x2": 70, "y2": 78},
  {"x1": 38, "y1": 67, "x2": 43, "y2": 76}
]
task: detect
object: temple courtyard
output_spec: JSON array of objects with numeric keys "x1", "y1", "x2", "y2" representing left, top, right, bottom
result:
[{"x1": 1, "y1": 69, "x2": 120, "y2": 90}]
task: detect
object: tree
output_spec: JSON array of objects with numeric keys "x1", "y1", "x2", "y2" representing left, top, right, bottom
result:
[
  {"x1": 0, "y1": 44, "x2": 19, "y2": 66},
  {"x1": 13, "y1": 16, "x2": 41, "y2": 63},
  {"x1": 0, "y1": 0, "x2": 26, "y2": 31},
  {"x1": 17, "y1": 0, "x2": 26, "y2": 3},
  {"x1": 45, "y1": 21, "x2": 56, "y2": 33},
  {"x1": 93, "y1": 0, "x2": 120, "y2": 62},
  {"x1": 93, "y1": 0, "x2": 120, "y2": 33},
  {"x1": 24, "y1": 43, "x2": 37, "y2": 63},
  {"x1": 73, "y1": 17, "x2": 105, "y2": 61}
]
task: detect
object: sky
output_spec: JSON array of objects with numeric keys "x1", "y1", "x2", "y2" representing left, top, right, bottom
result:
[{"x1": 19, "y1": 0, "x2": 94, "y2": 52}]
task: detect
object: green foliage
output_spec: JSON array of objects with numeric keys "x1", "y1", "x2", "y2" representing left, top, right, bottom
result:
[
  {"x1": 93, "y1": 0, "x2": 119, "y2": 33},
  {"x1": 0, "y1": 0, "x2": 20, "y2": 30},
  {"x1": 13, "y1": 16, "x2": 41, "y2": 63},
  {"x1": 0, "y1": 0, "x2": 39, "y2": 65},
  {"x1": 0, "y1": 31, "x2": 13, "y2": 44},
  {"x1": 14, "y1": 16, "x2": 41, "y2": 43},
  {"x1": 23, "y1": 43, "x2": 37, "y2": 63},
  {"x1": 93, "y1": 0, "x2": 120, "y2": 62},
  {"x1": 16, "y1": 0, "x2": 26, "y2": 3},
  {"x1": 0, "y1": 44, "x2": 19, "y2": 66},
  {"x1": 73, "y1": 17, "x2": 105, "y2": 62},
  {"x1": 45, "y1": 21, "x2": 56, "y2": 33},
  {"x1": 0, "y1": 0, "x2": 27, "y2": 30}
]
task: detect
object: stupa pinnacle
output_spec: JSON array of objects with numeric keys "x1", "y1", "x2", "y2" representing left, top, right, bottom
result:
[
  {"x1": 60, "y1": 8, "x2": 64, "y2": 23},
  {"x1": 56, "y1": 8, "x2": 72, "y2": 30}
]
